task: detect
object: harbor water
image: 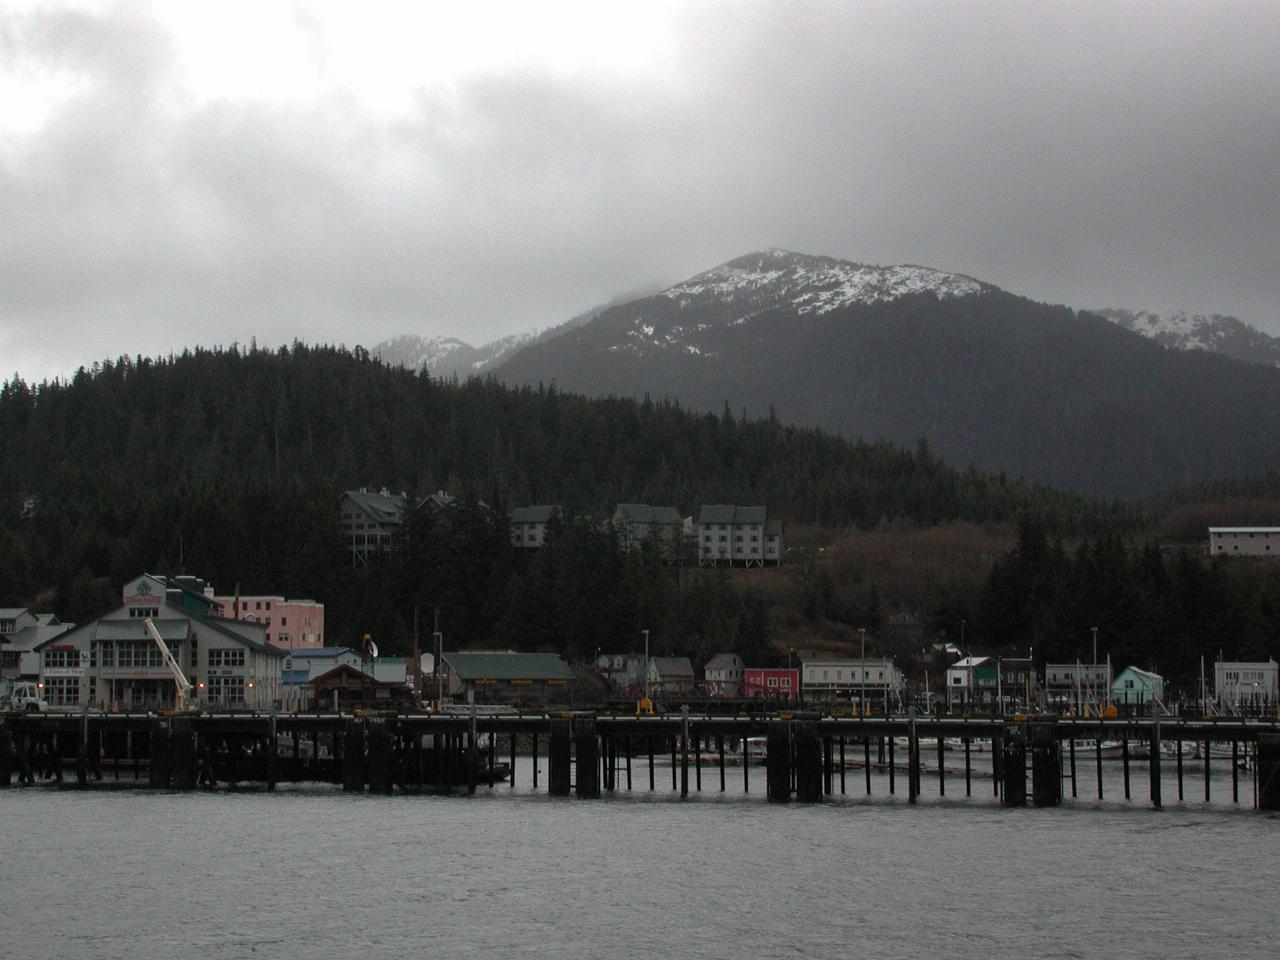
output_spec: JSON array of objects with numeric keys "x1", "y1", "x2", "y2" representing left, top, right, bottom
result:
[{"x1": 4, "y1": 756, "x2": 1278, "y2": 960}]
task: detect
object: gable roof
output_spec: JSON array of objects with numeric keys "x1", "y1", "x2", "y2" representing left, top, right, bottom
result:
[
  {"x1": 445, "y1": 651, "x2": 576, "y2": 682},
  {"x1": 511, "y1": 505, "x2": 560, "y2": 523},
  {"x1": 697, "y1": 505, "x2": 767, "y2": 525},
  {"x1": 614, "y1": 504, "x2": 683, "y2": 526},
  {"x1": 705, "y1": 653, "x2": 744, "y2": 670},
  {"x1": 0, "y1": 607, "x2": 31, "y2": 620},
  {"x1": 651, "y1": 656, "x2": 694, "y2": 678},
  {"x1": 92, "y1": 619, "x2": 191, "y2": 642},
  {"x1": 4, "y1": 623, "x2": 73, "y2": 653},
  {"x1": 342, "y1": 489, "x2": 409, "y2": 524},
  {"x1": 286, "y1": 646, "x2": 359, "y2": 659}
]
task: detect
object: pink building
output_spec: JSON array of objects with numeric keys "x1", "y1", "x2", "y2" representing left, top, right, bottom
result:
[
  {"x1": 213, "y1": 594, "x2": 324, "y2": 650},
  {"x1": 744, "y1": 667, "x2": 799, "y2": 700}
]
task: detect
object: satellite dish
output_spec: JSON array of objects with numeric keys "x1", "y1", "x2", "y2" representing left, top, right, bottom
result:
[
  {"x1": 368, "y1": 640, "x2": 379, "y2": 659},
  {"x1": 419, "y1": 653, "x2": 434, "y2": 674},
  {"x1": 361, "y1": 633, "x2": 378, "y2": 659}
]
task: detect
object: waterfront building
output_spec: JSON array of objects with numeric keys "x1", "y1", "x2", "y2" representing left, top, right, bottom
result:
[
  {"x1": 803, "y1": 658, "x2": 904, "y2": 712},
  {"x1": 1209, "y1": 527, "x2": 1280, "y2": 557},
  {"x1": 1044, "y1": 662, "x2": 1113, "y2": 711},
  {"x1": 946, "y1": 656, "x2": 1040, "y2": 711},
  {"x1": 703, "y1": 653, "x2": 746, "y2": 697},
  {"x1": 648, "y1": 656, "x2": 696, "y2": 695},
  {"x1": 33, "y1": 574, "x2": 284, "y2": 711},
  {"x1": 696, "y1": 505, "x2": 784, "y2": 566},
  {"x1": 213, "y1": 593, "x2": 324, "y2": 650},
  {"x1": 1112, "y1": 666, "x2": 1164, "y2": 707},
  {"x1": 1214, "y1": 660, "x2": 1279, "y2": 709},
  {"x1": 743, "y1": 667, "x2": 799, "y2": 699},
  {"x1": 595, "y1": 652, "x2": 649, "y2": 694},
  {"x1": 510, "y1": 505, "x2": 560, "y2": 549},
  {"x1": 308, "y1": 663, "x2": 417, "y2": 711},
  {"x1": 0, "y1": 610, "x2": 70, "y2": 684},
  {"x1": 444, "y1": 651, "x2": 577, "y2": 703}
]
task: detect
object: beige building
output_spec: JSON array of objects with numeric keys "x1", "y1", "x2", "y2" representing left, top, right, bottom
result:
[
  {"x1": 34, "y1": 574, "x2": 284, "y2": 711},
  {"x1": 510, "y1": 505, "x2": 560, "y2": 549}
]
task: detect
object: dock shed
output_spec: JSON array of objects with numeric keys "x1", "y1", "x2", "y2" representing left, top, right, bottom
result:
[{"x1": 444, "y1": 651, "x2": 577, "y2": 704}]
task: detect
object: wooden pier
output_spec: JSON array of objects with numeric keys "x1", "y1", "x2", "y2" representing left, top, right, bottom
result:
[{"x1": 2, "y1": 711, "x2": 1279, "y2": 812}]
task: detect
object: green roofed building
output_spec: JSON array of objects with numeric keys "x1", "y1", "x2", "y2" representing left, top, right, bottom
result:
[
  {"x1": 612, "y1": 504, "x2": 686, "y2": 557},
  {"x1": 444, "y1": 651, "x2": 578, "y2": 704},
  {"x1": 510, "y1": 505, "x2": 561, "y2": 550},
  {"x1": 697, "y1": 505, "x2": 783, "y2": 567}
]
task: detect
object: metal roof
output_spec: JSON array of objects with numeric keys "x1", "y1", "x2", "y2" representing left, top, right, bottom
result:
[
  {"x1": 511, "y1": 505, "x2": 560, "y2": 523},
  {"x1": 342, "y1": 489, "x2": 409, "y2": 523},
  {"x1": 445, "y1": 652, "x2": 576, "y2": 682},
  {"x1": 287, "y1": 647, "x2": 358, "y2": 658},
  {"x1": 614, "y1": 504, "x2": 683, "y2": 526},
  {"x1": 1209, "y1": 527, "x2": 1280, "y2": 532},
  {"x1": 705, "y1": 653, "x2": 743, "y2": 670},
  {"x1": 92, "y1": 619, "x2": 191, "y2": 641},
  {"x1": 697, "y1": 505, "x2": 768, "y2": 525},
  {"x1": 651, "y1": 656, "x2": 694, "y2": 678},
  {"x1": 282, "y1": 670, "x2": 310, "y2": 685},
  {"x1": 3, "y1": 624, "x2": 73, "y2": 652}
]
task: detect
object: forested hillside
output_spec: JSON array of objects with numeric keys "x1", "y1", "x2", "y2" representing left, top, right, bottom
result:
[{"x1": 0, "y1": 343, "x2": 1124, "y2": 653}]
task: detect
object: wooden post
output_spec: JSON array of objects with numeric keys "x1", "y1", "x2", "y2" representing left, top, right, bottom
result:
[
  {"x1": 1149, "y1": 721, "x2": 1162, "y2": 809},
  {"x1": 549, "y1": 718, "x2": 571, "y2": 796},
  {"x1": 693, "y1": 732, "x2": 700, "y2": 793},
  {"x1": 510, "y1": 732, "x2": 517, "y2": 788},
  {"x1": 888, "y1": 735, "x2": 896, "y2": 795},
  {"x1": 680, "y1": 718, "x2": 689, "y2": 799},
  {"x1": 793, "y1": 722, "x2": 822, "y2": 803},
  {"x1": 742, "y1": 735, "x2": 749, "y2": 793},
  {"x1": 574, "y1": 715, "x2": 599, "y2": 798},
  {"x1": 1232, "y1": 739, "x2": 1240, "y2": 804},
  {"x1": 1122, "y1": 737, "x2": 1131, "y2": 800},
  {"x1": 171, "y1": 716, "x2": 196, "y2": 791},
  {"x1": 766, "y1": 720, "x2": 791, "y2": 802},
  {"x1": 1257, "y1": 734, "x2": 1280, "y2": 811},
  {"x1": 532, "y1": 733, "x2": 539, "y2": 790},
  {"x1": 1031, "y1": 724, "x2": 1061, "y2": 807},
  {"x1": 367, "y1": 720, "x2": 393, "y2": 795},
  {"x1": 718, "y1": 734, "x2": 725, "y2": 792},
  {"x1": 1176, "y1": 736, "x2": 1184, "y2": 802},
  {"x1": 936, "y1": 731, "x2": 945, "y2": 798},
  {"x1": 341, "y1": 718, "x2": 365, "y2": 792},
  {"x1": 625, "y1": 735, "x2": 632, "y2": 790},
  {"x1": 907, "y1": 724, "x2": 920, "y2": 804},
  {"x1": 864, "y1": 737, "x2": 871, "y2": 795},
  {"x1": 1204, "y1": 737, "x2": 1211, "y2": 803},
  {"x1": 648, "y1": 734, "x2": 655, "y2": 791},
  {"x1": 839, "y1": 736, "x2": 846, "y2": 795},
  {"x1": 1002, "y1": 728, "x2": 1027, "y2": 806},
  {"x1": 1068, "y1": 737, "x2": 1077, "y2": 799},
  {"x1": 0, "y1": 719, "x2": 11, "y2": 787},
  {"x1": 965, "y1": 738, "x2": 973, "y2": 798},
  {"x1": 149, "y1": 718, "x2": 172, "y2": 789}
]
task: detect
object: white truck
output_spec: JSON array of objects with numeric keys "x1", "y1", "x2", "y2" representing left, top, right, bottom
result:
[{"x1": 6, "y1": 680, "x2": 48, "y2": 712}]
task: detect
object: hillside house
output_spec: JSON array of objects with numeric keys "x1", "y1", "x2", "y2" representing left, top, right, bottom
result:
[
  {"x1": 804, "y1": 658, "x2": 904, "y2": 712},
  {"x1": 648, "y1": 656, "x2": 696, "y2": 695},
  {"x1": 510, "y1": 505, "x2": 561, "y2": 549},
  {"x1": 613, "y1": 504, "x2": 685, "y2": 556},
  {"x1": 1209, "y1": 527, "x2": 1280, "y2": 557},
  {"x1": 340, "y1": 487, "x2": 412, "y2": 565},
  {"x1": 696, "y1": 505, "x2": 783, "y2": 566}
]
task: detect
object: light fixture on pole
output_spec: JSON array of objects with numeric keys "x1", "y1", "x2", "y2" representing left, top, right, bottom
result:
[
  {"x1": 859, "y1": 627, "x2": 866, "y2": 715},
  {"x1": 642, "y1": 629, "x2": 650, "y2": 700}
]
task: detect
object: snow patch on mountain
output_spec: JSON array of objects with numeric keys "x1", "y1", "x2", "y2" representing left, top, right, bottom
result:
[
  {"x1": 663, "y1": 249, "x2": 987, "y2": 317},
  {"x1": 1094, "y1": 308, "x2": 1280, "y2": 367}
]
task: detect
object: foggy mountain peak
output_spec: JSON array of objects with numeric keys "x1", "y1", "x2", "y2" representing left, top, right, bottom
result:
[
  {"x1": 1093, "y1": 308, "x2": 1280, "y2": 368},
  {"x1": 661, "y1": 249, "x2": 991, "y2": 317}
]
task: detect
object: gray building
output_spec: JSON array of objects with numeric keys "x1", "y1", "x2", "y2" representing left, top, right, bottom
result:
[
  {"x1": 704, "y1": 652, "x2": 745, "y2": 697},
  {"x1": 511, "y1": 505, "x2": 561, "y2": 549},
  {"x1": 34, "y1": 574, "x2": 285, "y2": 711},
  {"x1": 1, "y1": 610, "x2": 70, "y2": 685},
  {"x1": 613, "y1": 504, "x2": 685, "y2": 555},
  {"x1": 697, "y1": 505, "x2": 783, "y2": 566},
  {"x1": 1209, "y1": 527, "x2": 1280, "y2": 557},
  {"x1": 340, "y1": 487, "x2": 412, "y2": 566}
]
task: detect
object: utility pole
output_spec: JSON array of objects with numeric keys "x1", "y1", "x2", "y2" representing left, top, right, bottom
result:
[
  {"x1": 859, "y1": 627, "x2": 866, "y2": 716},
  {"x1": 434, "y1": 606, "x2": 443, "y2": 707},
  {"x1": 642, "y1": 629, "x2": 650, "y2": 700}
]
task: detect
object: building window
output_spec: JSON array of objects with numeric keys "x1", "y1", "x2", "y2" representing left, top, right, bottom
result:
[
  {"x1": 207, "y1": 675, "x2": 245, "y2": 706},
  {"x1": 45, "y1": 676, "x2": 79, "y2": 705},
  {"x1": 208, "y1": 648, "x2": 246, "y2": 668},
  {"x1": 128, "y1": 607, "x2": 159, "y2": 619}
]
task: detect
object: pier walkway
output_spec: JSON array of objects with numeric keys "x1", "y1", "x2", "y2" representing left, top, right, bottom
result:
[{"x1": 3, "y1": 710, "x2": 1278, "y2": 812}]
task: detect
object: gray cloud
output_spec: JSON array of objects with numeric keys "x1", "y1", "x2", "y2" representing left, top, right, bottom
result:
[{"x1": 3, "y1": 1, "x2": 1280, "y2": 381}]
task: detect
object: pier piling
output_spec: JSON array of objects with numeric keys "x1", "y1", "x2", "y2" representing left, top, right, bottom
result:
[
  {"x1": 341, "y1": 719, "x2": 365, "y2": 793},
  {"x1": 1257, "y1": 734, "x2": 1280, "y2": 811},
  {"x1": 574, "y1": 715, "x2": 599, "y2": 798},
  {"x1": 793, "y1": 722, "x2": 822, "y2": 803},
  {"x1": 149, "y1": 719, "x2": 172, "y2": 789},
  {"x1": 766, "y1": 721, "x2": 791, "y2": 802},
  {"x1": 548, "y1": 718, "x2": 571, "y2": 796},
  {"x1": 1002, "y1": 729, "x2": 1027, "y2": 806},
  {"x1": 1030, "y1": 724, "x2": 1061, "y2": 807}
]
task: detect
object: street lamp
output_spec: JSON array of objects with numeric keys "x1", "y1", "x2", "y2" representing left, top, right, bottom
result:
[
  {"x1": 858, "y1": 627, "x2": 866, "y2": 715},
  {"x1": 642, "y1": 629, "x2": 650, "y2": 700}
]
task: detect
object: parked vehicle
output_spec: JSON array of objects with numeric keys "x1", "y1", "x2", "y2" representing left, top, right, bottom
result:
[{"x1": 7, "y1": 681, "x2": 48, "y2": 713}]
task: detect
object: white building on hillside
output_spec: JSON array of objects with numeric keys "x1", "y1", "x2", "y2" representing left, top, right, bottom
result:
[{"x1": 1209, "y1": 527, "x2": 1280, "y2": 557}]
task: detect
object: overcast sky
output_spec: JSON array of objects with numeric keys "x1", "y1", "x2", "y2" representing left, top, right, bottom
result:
[{"x1": 3, "y1": 1, "x2": 1279, "y2": 382}]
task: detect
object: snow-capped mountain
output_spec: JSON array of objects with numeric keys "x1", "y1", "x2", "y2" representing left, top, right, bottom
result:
[
  {"x1": 495, "y1": 248, "x2": 1280, "y2": 495},
  {"x1": 598, "y1": 249, "x2": 991, "y2": 359},
  {"x1": 665, "y1": 249, "x2": 989, "y2": 313},
  {"x1": 1093, "y1": 309, "x2": 1280, "y2": 367},
  {"x1": 372, "y1": 332, "x2": 534, "y2": 380}
]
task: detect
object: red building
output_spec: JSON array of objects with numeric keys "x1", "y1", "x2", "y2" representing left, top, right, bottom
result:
[{"x1": 744, "y1": 668, "x2": 799, "y2": 699}]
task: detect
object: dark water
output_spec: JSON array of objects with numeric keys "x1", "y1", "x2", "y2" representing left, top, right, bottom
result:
[{"x1": 5, "y1": 762, "x2": 1277, "y2": 960}]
